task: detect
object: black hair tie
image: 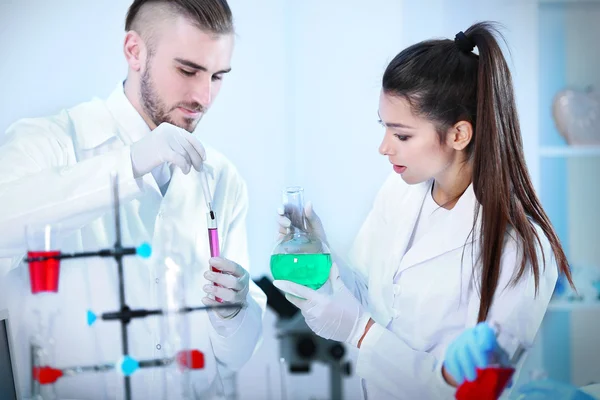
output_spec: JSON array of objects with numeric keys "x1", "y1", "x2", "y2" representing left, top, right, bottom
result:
[{"x1": 455, "y1": 31, "x2": 475, "y2": 53}]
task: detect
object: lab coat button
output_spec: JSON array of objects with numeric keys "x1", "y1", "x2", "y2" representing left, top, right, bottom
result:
[{"x1": 156, "y1": 344, "x2": 161, "y2": 350}]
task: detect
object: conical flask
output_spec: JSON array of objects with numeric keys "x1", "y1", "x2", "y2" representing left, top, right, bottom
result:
[
  {"x1": 270, "y1": 187, "x2": 332, "y2": 290},
  {"x1": 455, "y1": 321, "x2": 529, "y2": 400}
]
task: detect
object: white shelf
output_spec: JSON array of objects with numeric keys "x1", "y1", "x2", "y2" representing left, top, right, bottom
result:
[
  {"x1": 547, "y1": 300, "x2": 600, "y2": 311},
  {"x1": 539, "y1": 0, "x2": 600, "y2": 4},
  {"x1": 540, "y1": 146, "x2": 600, "y2": 157}
]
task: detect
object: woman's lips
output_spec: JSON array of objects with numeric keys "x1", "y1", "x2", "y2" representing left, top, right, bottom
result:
[{"x1": 393, "y1": 165, "x2": 407, "y2": 174}]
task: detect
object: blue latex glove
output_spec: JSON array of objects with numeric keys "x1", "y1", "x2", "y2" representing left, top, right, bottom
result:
[
  {"x1": 443, "y1": 322, "x2": 501, "y2": 385},
  {"x1": 512, "y1": 379, "x2": 596, "y2": 400}
]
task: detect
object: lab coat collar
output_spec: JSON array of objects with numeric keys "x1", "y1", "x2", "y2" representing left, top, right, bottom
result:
[
  {"x1": 105, "y1": 80, "x2": 152, "y2": 145},
  {"x1": 395, "y1": 180, "x2": 481, "y2": 275},
  {"x1": 69, "y1": 81, "x2": 151, "y2": 150}
]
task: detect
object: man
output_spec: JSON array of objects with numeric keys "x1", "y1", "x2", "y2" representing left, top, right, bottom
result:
[{"x1": 0, "y1": 0, "x2": 266, "y2": 398}]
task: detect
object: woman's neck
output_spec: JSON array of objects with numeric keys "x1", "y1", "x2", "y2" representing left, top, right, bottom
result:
[{"x1": 432, "y1": 161, "x2": 473, "y2": 209}]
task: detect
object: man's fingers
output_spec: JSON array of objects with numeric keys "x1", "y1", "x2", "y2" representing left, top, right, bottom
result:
[
  {"x1": 179, "y1": 138, "x2": 204, "y2": 172},
  {"x1": 165, "y1": 152, "x2": 191, "y2": 174},
  {"x1": 185, "y1": 134, "x2": 207, "y2": 162},
  {"x1": 204, "y1": 270, "x2": 244, "y2": 291},
  {"x1": 209, "y1": 257, "x2": 245, "y2": 277},
  {"x1": 203, "y1": 284, "x2": 237, "y2": 303},
  {"x1": 202, "y1": 297, "x2": 222, "y2": 307}
]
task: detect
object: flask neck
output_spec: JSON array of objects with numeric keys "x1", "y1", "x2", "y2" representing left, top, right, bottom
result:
[{"x1": 283, "y1": 187, "x2": 307, "y2": 232}]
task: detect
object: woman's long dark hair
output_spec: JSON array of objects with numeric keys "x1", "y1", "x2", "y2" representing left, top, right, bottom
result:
[{"x1": 382, "y1": 21, "x2": 574, "y2": 322}]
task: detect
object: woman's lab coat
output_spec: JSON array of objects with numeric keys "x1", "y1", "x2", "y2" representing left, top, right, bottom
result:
[
  {"x1": 343, "y1": 173, "x2": 558, "y2": 400},
  {"x1": 0, "y1": 83, "x2": 266, "y2": 399}
]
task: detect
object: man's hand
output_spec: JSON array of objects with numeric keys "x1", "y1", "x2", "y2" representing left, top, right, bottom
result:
[
  {"x1": 130, "y1": 122, "x2": 206, "y2": 177},
  {"x1": 202, "y1": 257, "x2": 249, "y2": 318}
]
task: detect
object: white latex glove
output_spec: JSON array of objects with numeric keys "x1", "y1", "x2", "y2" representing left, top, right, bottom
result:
[
  {"x1": 277, "y1": 201, "x2": 328, "y2": 245},
  {"x1": 272, "y1": 263, "x2": 371, "y2": 347},
  {"x1": 202, "y1": 257, "x2": 249, "y2": 319},
  {"x1": 130, "y1": 122, "x2": 206, "y2": 178}
]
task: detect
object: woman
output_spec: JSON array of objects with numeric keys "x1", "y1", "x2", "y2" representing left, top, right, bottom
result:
[{"x1": 273, "y1": 21, "x2": 573, "y2": 399}]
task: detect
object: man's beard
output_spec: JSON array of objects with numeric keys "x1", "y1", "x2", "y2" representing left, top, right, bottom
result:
[{"x1": 140, "y1": 59, "x2": 204, "y2": 133}]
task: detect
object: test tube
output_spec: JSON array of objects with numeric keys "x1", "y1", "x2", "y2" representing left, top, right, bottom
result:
[{"x1": 200, "y1": 167, "x2": 223, "y2": 302}]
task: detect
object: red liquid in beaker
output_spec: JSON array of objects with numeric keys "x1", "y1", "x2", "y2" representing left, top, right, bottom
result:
[
  {"x1": 28, "y1": 251, "x2": 61, "y2": 294},
  {"x1": 455, "y1": 366, "x2": 515, "y2": 400},
  {"x1": 33, "y1": 366, "x2": 63, "y2": 384},
  {"x1": 176, "y1": 349, "x2": 205, "y2": 370}
]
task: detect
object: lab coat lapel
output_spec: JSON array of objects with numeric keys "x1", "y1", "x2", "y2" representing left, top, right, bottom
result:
[
  {"x1": 114, "y1": 122, "x2": 165, "y2": 236},
  {"x1": 396, "y1": 183, "x2": 480, "y2": 274},
  {"x1": 153, "y1": 165, "x2": 205, "y2": 244},
  {"x1": 151, "y1": 165, "x2": 214, "y2": 282},
  {"x1": 380, "y1": 180, "x2": 432, "y2": 282}
]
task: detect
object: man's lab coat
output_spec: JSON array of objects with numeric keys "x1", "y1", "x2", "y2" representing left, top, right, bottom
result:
[{"x1": 0, "y1": 82, "x2": 266, "y2": 399}]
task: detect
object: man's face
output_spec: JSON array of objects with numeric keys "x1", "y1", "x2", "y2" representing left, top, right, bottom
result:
[{"x1": 139, "y1": 17, "x2": 234, "y2": 132}]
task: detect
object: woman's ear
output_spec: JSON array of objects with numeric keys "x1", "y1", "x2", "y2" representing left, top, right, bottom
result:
[{"x1": 447, "y1": 120, "x2": 473, "y2": 151}]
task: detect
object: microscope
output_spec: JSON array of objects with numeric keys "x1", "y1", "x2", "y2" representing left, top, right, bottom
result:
[{"x1": 254, "y1": 276, "x2": 352, "y2": 400}]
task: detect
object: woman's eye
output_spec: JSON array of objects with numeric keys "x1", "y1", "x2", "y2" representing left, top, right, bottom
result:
[{"x1": 394, "y1": 134, "x2": 410, "y2": 141}]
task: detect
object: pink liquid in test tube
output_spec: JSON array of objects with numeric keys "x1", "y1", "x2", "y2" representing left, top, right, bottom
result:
[
  {"x1": 208, "y1": 228, "x2": 220, "y2": 258},
  {"x1": 207, "y1": 209, "x2": 223, "y2": 303}
]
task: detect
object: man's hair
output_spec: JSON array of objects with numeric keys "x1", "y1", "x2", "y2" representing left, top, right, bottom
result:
[{"x1": 125, "y1": 0, "x2": 234, "y2": 36}]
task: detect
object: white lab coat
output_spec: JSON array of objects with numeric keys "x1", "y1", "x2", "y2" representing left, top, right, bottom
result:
[
  {"x1": 0, "y1": 82, "x2": 267, "y2": 399},
  {"x1": 343, "y1": 173, "x2": 558, "y2": 400}
]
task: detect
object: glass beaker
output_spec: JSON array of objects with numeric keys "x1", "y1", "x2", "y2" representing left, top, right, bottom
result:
[
  {"x1": 270, "y1": 187, "x2": 332, "y2": 290},
  {"x1": 455, "y1": 322, "x2": 529, "y2": 400},
  {"x1": 26, "y1": 224, "x2": 61, "y2": 294},
  {"x1": 155, "y1": 220, "x2": 194, "y2": 400}
]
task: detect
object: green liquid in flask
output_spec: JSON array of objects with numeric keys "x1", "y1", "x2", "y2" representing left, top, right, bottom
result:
[{"x1": 270, "y1": 253, "x2": 332, "y2": 290}]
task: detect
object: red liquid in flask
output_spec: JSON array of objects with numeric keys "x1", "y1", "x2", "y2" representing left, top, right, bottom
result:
[
  {"x1": 28, "y1": 251, "x2": 61, "y2": 294},
  {"x1": 455, "y1": 366, "x2": 515, "y2": 400}
]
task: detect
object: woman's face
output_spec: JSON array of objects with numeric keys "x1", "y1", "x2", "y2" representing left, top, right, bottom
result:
[{"x1": 378, "y1": 91, "x2": 455, "y2": 185}]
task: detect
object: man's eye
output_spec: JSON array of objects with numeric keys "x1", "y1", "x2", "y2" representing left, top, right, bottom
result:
[{"x1": 180, "y1": 69, "x2": 195, "y2": 77}]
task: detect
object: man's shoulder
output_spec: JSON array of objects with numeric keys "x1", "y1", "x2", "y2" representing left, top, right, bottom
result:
[
  {"x1": 4, "y1": 96, "x2": 109, "y2": 143},
  {"x1": 4, "y1": 110, "x2": 70, "y2": 140}
]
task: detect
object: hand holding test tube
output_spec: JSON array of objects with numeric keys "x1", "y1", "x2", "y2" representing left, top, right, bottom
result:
[
  {"x1": 200, "y1": 167, "x2": 250, "y2": 317},
  {"x1": 199, "y1": 168, "x2": 223, "y2": 302}
]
